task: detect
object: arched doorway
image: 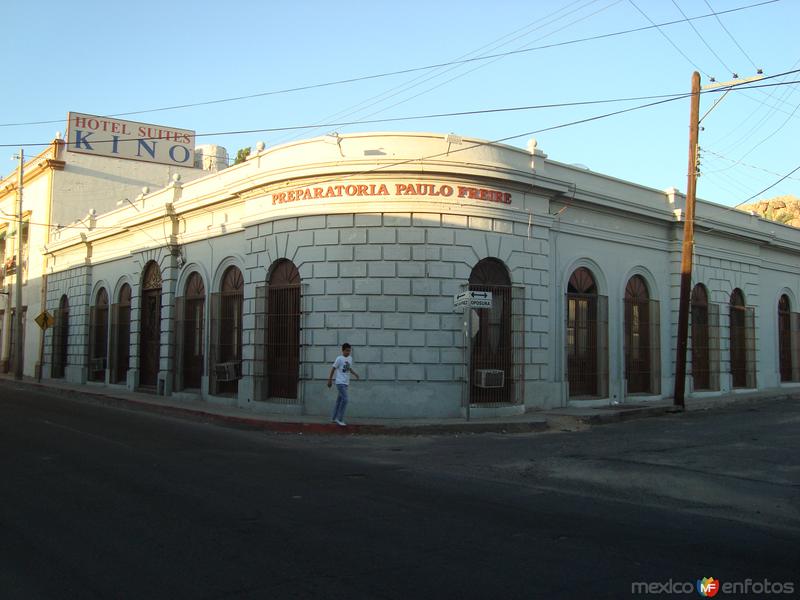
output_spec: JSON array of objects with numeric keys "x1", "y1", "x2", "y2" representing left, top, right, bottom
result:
[
  {"x1": 566, "y1": 267, "x2": 607, "y2": 397},
  {"x1": 211, "y1": 266, "x2": 243, "y2": 395},
  {"x1": 468, "y1": 258, "x2": 512, "y2": 404},
  {"x1": 691, "y1": 284, "x2": 711, "y2": 390},
  {"x1": 52, "y1": 295, "x2": 69, "y2": 379},
  {"x1": 89, "y1": 288, "x2": 109, "y2": 382},
  {"x1": 139, "y1": 262, "x2": 162, "y2": 389},
  {"x1": 778, "y1": 294, "x2": 792, "y2": 382},
  {"x1": 111, "y1": 284, "x2": 132, "y2": 384},
  {"x1": 267, "y1": 260, "x2": 301, "y2": 399},
  {"x1": 624, "y1": 275, "x2": 652, "y2": 394},
  {"x1": 179, "y1": 272, "x2": 205, "y2": 390}
]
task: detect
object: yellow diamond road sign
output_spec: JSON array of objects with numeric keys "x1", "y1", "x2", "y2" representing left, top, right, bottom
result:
[{"x1": 35, "y1": 310, "x2": 55, "y2": 330}]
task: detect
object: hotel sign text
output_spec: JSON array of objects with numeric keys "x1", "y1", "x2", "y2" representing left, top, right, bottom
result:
[
  {"x1": 66, "y1": 112, "x2": 195, "y2": 167},
  {"x1": 272, "y1": 182, "x2": 512, "y2": 205}
]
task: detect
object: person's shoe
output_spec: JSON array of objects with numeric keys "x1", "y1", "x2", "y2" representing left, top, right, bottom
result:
[{"x1": 335, "y1": 419, "x2": 346, "y2": 426}]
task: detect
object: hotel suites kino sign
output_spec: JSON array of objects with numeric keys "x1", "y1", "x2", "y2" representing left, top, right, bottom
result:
[{"x1": 66, "y1": 112, "x2": 195, "y2": 167}]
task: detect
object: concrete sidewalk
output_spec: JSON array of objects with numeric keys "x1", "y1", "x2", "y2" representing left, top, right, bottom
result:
[{"x1": 2, "y1": 374, "x2": 796, "y2": 435}]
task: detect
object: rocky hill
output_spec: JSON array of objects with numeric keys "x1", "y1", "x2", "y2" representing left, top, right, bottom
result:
[{"x1": 738, "y1": 195, "x2": 800, "y2": 227}]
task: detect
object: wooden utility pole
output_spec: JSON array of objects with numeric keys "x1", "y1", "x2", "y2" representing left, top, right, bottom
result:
[
  {"x1": 673, "y1": 72, "x2": 701, "y2": 409},
  {"x1": 14, "y1": 148, "x2": 24, "y2": 380}
]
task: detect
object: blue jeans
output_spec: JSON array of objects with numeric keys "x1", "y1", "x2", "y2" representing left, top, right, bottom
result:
[{"x1": 332, "y1": 384, "x2": 349, "y2": 421}]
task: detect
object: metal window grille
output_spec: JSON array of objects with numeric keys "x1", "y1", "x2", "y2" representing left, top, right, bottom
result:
[
  {"x1": 109, "y1": 302, "x2": 131, "y2": 384},
  {"x1": 88, "y1": 289, "x2": 109, "y2": 383},
  {"x1": 52, "y1": 298, "x2": 69, "y2": 379},
  {"x1": 744, "y1": 306, "x2": 757, "y2": 389},
  {"x1": 624, "y1": 297, "x2": 661, "y2": 395},
  {"x1": 174, "y1": 296, "x2": 185, "y2": 390},
  {"x1": 791, "y1": 312, "x2": 800, "y2": 382},
  {"x1": 461, "y1": 284, "x2": 524, "y2": 407},
  {"x1": 209, "y1": 288, "x2": 243, "y2": 396},
  {"x1": 729, "y1": 302, "x2": 756, "y2": 389},
  {"x1": 253, "y1": 284, "x2": 267, "y2": 400},
  {"x1": 176, "y1": 273, "x2": 206, "y2": 391},
  {"x1": 139, "y1": 289, "x2": 161, "y2": 388},
  {"x1": 254, "y1": 261, "x2": 303, "y2": 405},
  {"x1": 690, "y1": 298, "x2": 711, "y2": 390},
  {"x1": 109, "y1": 285, "x2": 132, "y2": 384},
  {"x1": 692, "y1": 300, "x2": 722, "y2": 392},
  {"x1": 778, "y1": 300, "x2": 792, "y2": 382},
  {"x1": 265, "y1": 282, "x2": 301, "y2": 401}
]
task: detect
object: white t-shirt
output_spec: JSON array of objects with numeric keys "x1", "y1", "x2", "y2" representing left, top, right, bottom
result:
[{"x1": 332, "y1": 355, "x2": 353, "y2": 385}]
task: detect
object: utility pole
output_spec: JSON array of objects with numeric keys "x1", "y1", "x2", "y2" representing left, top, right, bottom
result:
[
  {"x1": 14, "y1": 148, "x2": 24, "y2": 380},
  {"x1": 673, "y1": 72, "x2": 701, "y2": 409},
  {"x1": 673, "y1": 71, "x2": 763, "y2": 408}
]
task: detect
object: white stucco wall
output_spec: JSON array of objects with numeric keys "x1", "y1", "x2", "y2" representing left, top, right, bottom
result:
[{"x1": 37, "y1": 132, "x2": 800, "y2": 418}]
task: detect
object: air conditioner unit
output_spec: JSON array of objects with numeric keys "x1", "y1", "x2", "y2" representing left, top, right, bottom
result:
[
  {"x1": 215, "y1": 361, "x2": 242, "y2": 382},
  {"x1": 474, "y1": 369, "x2": 504, "y2": 388}
]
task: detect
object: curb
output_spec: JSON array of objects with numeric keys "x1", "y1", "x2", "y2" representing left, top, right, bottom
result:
[{"x1": 11, "y1": 379, "x2": 550, "y2": 436}]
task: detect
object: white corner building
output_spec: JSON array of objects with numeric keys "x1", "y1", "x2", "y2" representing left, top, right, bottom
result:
[{"x1": 6, "y1": 130, "x2": 800, "y2": 418}]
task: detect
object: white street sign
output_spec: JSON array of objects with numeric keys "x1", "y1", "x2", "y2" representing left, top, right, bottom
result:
[{"x1": 454, "y1": 290, "x2": 493, "y2": 308}]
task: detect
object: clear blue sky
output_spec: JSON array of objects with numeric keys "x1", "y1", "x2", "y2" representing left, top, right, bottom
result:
[{"x1": 3, "y1": 0, "x2": 797, "y2": 207}]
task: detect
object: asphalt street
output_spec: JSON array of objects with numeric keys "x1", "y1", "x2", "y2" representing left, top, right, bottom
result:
[{"x1": 1, "y1": 380, "x2": 797, "y2": 599}]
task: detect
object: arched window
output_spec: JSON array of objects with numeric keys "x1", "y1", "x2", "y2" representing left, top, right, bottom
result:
[
  {"x1": 729, "y1": 288, "x2": 755, "y2": 388},
  {"x1": 211, "y1": 266, "x2": 243, "y2": 395},
  {"x1": 139, "y1": 262, "x2": 162, "y2": 389},
  {"x1": 89, "y1": 288, "x2": 109, "y2": 382},
  {"x1": 566, "y1": 267, "x2": 608, "y2": 397},
  {"x1": 624, "y1": 275, "x2": 659, "y2": 394},
  {"x1": 778, "y1": 294, "x2": 792, "y2": 382},
  {"x1": 52, "y1": 295, "x2": 69, "y2": 379},
  {"x1": 468, "y1": 258, "x2": 513, "y2": 404},
  {"x1": 177, "y1": 272, "x2": 205, "y2": 390},
  {"x1": 266, "y1": 260, "x2": 301, "y2": 399},
  {"x1": 110, "y1": 283, "x2": 132, "y2": 384}
]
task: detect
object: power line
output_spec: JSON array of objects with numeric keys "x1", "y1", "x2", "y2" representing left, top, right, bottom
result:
[
  {"x1": 274, "y1": 0, "x2": 617, "y2": 145},
  {"x1": 627, "y1": 0, "x2": 712, "y2": 79},
  {"x1": 735, "y1": 163, "x2": 800, "y2": 207},
  {"x1": 330, "y1": 0, "x2": 627, "y2": 138},
  {"x1": 2, "y1": 91, "x2": 694, "y2": 233},
  {"x1": 671, "y1": 0, "x2": 735, "y2": 76},
  {"x1": 3, "y1": 71, "x2": 799, "y2": 150},
  {"x1": 704, "y1": 0, "x2": 760, "y2": 71},
  {"x1": 0, "y1": 0, "x2": 779, "y2": 129},
  {"x1": 703, "y1": 148, "x2": 800, "y2": 181}
]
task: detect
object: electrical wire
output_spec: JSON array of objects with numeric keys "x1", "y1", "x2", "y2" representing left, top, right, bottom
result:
[
  {"x1": 328, "y1": 0, "x2": 626, "y2": 140},
  {"x1": 671, "y1": 0, "x2": 735, "y2": 76},
  {"x1": 272, "y1": 0, "x2": 607, "y2": 145},
  {"x1": 734, "y1": 163, "x2": 800, "y2": 206},
  {"x1": 3, "y1": 71, "x2": 799, "y2": 151},
  {"x1": 702, "y1": 149, "x2": 800, "y2": 181},
  {"x1": 703, "y1": 0, "x2": 760, "y2": 72},
  {"x1": 627, "y1": 0, "x2": 712, "y2": 79},
  {"x1": 1, "y1": 90, "x2": 693, "y2": 233},
  {"x1": 0, "y1": 0, "x2": 779, "y2": 129}
]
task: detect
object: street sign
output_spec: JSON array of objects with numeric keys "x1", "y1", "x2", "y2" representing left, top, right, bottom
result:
[
  {"x1": 454, "y1": 290, "x2": 493, "y2": 309},
  {"x1": 35, "y1": 310, "x2": 55, "y2": 330}
]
